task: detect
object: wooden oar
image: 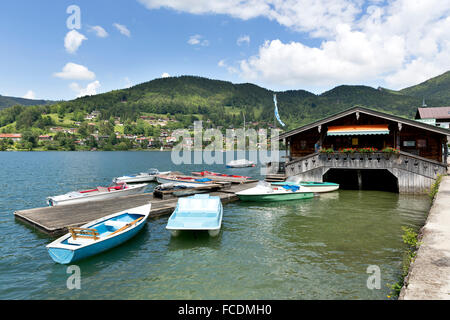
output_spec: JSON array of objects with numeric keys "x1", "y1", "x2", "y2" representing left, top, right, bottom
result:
[{"x1": 108, "y1": 216, "x2": 144, "y2": 237}]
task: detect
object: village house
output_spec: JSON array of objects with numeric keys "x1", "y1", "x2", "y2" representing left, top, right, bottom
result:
[
  {"x1": 0, "y1": 133, "x2": 22, "y2": 142},
  {"x1": 38, "y1": 135, "x2": 52, "y2": 141},
  {"x1": 415, "y1": 106, "x2": 450, "y2": 129}
]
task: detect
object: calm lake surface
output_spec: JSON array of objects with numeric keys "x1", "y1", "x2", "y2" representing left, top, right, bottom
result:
[{"x1": 0, "y1": 151, "x2": 430, "y2": 299}]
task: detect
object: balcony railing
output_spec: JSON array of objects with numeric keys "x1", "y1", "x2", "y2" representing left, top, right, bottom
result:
[{"x1": 284, "y1": 151, "x2": 447, "y2": 180}]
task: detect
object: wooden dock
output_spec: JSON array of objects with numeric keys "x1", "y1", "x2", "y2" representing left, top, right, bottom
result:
[{"x1": 14, "y1": 182, "x2": 257, "y2": 236}]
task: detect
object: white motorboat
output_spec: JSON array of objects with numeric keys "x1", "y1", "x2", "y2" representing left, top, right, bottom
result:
[
  {"x1": 226, "y1": 159, "x2": 255, "y2": 168},
  {"x1": 113, "y1": 169, "x2": 171, "y2": 184},
  {"x1": 272, "y1": 176, "x2": 339, "y2": 193},
  {"x1": 235, "y1": 181, "x2": 314, "y2": 202},
  {"x1": 47, "y1": 182, "x2": 148, "y2": 207}
]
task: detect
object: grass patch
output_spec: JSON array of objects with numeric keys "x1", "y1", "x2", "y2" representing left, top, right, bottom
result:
[{"x1": 388, "y1": 226, "x2": 421, "y2": 299}]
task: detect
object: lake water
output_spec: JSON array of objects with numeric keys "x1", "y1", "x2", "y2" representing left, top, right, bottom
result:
[{"x1": 0, "y1": 151, "x2": 430, "y2": 299}]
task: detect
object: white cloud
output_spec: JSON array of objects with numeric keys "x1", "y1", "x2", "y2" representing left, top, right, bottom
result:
[
  {"x1": 23, "y1": 90, "x2": 36, "y2": 100},
  {"x1": 161, "y1": 72, "x2": 171, "y2": 78},
  {"x1": 217, "y1": 59, "x2": 238, "y2": 74},
  {"x1": 124, "y1": 77, "x2": 133, "y2": 88},
  {"x1": 218, "y1": 59, "x2": 227, "y2": 67},
  {"x1": 64, "y1": 30, "x2": 87, "y2": 54},
  {"x1": 70, "y1": 81, "x2": 101, "y2": 98},
  {"x1": 188, "y1": 34, "x2": 209, "y2": 46},
  {"x1": 139, "y1": 0, "x2": 450, "y2": 90},
  {"x1": 237, "y1": 35, "x2": 250, "y2": 46},
  {"x1": 113, "y1": 23, "x2": 131, "y2": 37},
  {"x1": 138, "y1": 0, "x2": 361, "y2": 37},
  {"x1": 89, "y1": 25, "x2": 109, "y2": 38},
  {"x1": 53, "y1": 63, "x2": 96, "y2": 81}
]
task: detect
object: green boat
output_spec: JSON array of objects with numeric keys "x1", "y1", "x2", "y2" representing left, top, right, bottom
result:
[{"x1": 236, "y1": 181, "x2": 314, "y2": 202}]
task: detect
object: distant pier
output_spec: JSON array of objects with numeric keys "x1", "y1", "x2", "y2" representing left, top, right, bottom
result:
[{"x1": 14, "y1": 182, "x2": 257, "y2": 236}]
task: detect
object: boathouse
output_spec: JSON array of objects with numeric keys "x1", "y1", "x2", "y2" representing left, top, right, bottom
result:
[{"x1": 272, "y1": 106, "x2": 450, "y2": 193}]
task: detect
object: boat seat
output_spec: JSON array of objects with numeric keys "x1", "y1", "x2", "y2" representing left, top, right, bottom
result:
[
  {"x1": 104, "y1": 220, "x2": 128, "y2": 229},
  {"x1": 67, "y1": 237, "x2": 97, "y2": 245}
]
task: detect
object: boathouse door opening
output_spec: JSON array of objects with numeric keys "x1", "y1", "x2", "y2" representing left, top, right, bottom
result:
[{"x1": 323, "y1": 169, "x2": 399, "y2": 193}]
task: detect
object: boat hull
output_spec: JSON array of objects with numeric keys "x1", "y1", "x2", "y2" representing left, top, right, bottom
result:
[
  {"x1": 46, "y1": 204, "x2": 151, "y2": 264},
  {"x1": 272, "y1": 182, "x2": 339, "y2": 193},
  {"x1": 47, "y1": 222, "x2": 146, "y2": 264},
  {"x1": 47, "y1": 184, "x2": 148, "y2": 207},
  {"x1": 156, "y1": 176, "x2": 208, "y2": 187},
  {"x1": 114, "y1": 171, "x2": 171, "y2": 184},
  {"x1": 237, "y1": 192, "x2": 314, "y2": 202},
  {"x1": 114, "y1": 176, "x2": 156, "y2": 183}
]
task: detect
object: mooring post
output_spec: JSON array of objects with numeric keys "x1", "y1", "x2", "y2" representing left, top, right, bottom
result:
[{"x1": 357, "y1": 169, "x2": 362, "y2": 190}]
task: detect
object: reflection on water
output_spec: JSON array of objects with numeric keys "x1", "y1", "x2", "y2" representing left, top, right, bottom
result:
[{"x1": 0, "y1": 152, "x2": 430, "y2": 299}]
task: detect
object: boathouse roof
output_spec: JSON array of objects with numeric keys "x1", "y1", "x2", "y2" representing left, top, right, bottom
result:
[{"x1": 279, "y1": 106, "x2": 450, "y2": 140}]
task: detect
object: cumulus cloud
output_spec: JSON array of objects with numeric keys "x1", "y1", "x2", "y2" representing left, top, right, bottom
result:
[
  {"x1": 89, "y1": 25, "x2": 109, "y2": 38},
  {"x1": 188, "y1": 34, "x2": 209, "y2": 46},
  {"x1": 237, "y1": 35, "x2": 250, "y2": 46},
  {"x1": 218, "y1": 59, "x2": 238, "y2": 74},
  {"x1": 23, "y1": 90, "x2": 36, "y2": 100},
  {"x1": 113, "y1": 23, "x2": 131, "y2": 37},
  {"x1": 53, "y1": 63, "x2": 96, "y2": 80},
  {"x1": 64, "y1": 30, "x2": 87, "y2": 54},
  {"x1": 70, "y1": 81, "x2": 101, "y2": 98},
  {"x1": 161, "y1": 72, "x2": 171, "y2": 78},
  {"x1": 139, "y1": 0, "x2": 450, "y2": 90}
]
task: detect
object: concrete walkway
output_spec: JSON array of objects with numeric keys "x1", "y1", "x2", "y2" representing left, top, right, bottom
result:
[{"x1": 400, "y1": 174, "x2": 450, "y2": 300}]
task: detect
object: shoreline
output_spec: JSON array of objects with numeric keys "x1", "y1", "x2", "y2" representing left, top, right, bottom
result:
[{"x1": 399, "y1": 166, "x2": 450, "y2": 299}]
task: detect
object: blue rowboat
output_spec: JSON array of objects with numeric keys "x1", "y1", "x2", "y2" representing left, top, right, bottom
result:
[
  {"x1": 46, "y1": 204, "x2": 151, "y2": 264},
  {"x1": 166, "y1": 194, "x2": 223, "y2": 237}
]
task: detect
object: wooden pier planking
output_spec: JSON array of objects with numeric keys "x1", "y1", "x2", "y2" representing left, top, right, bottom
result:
[{"x1": 14, "y1": 182, "x2": 257, "y2": 236}]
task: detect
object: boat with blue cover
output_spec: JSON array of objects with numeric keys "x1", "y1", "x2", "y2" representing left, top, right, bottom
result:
[
  {"x1": 46, "y1": 203, "x2": 151, "y2": 264},
  {"x1": 236, "y1": 181, "x2": 314, "y2": 202},
  {"x1": 166, "y1": 194, "x2": 223, "y2": 237},
  {"x1": 272, "y1": 176, "x2": 339, "y2": 193}
]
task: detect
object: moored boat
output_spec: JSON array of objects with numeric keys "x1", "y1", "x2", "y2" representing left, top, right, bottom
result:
[
  {"x1": 236, "y1": 181, "x2": 314, "y2": 202},
  {"x1": 226, "y1": 159, "x2": 255, "y2": 168},
  {"x1": 156, "y1": 174, "x2": 215, "y2": 187},
  {"x1": 166, "y1": 194, "x2": 223, "y2": 237},
  {"x1": 272, "y1": 176, "x2": 339, "y2": 193},
  {"x1": 191, "y1": 170, "x2": 253, "y2": 183},
  {"x1": 113, "y1": 168, "x2": 171, "y2": 184},
  {"x1": 46, "y1": 182, "x2": 148, "y2": 207},
  {"x1": 46, "y1": 203, "x2": 151, "y2": 264}
]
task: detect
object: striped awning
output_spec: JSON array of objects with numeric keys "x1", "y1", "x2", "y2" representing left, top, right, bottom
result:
[{"x1": 327, "y1": 124, "x2": 390, "y2": 136}]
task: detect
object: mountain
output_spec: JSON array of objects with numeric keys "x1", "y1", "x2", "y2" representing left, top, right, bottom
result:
[
  {"x1": 0, "y1": 94, "x2": 54, "y2": 110},
  {"x1": 1, "y1": 71, "x2": 450, "y2": 131},
  {"x1": 60, "y1": 75, "x2": 445, "y2": 128},
  {"x1": 399, "y1": 71, "x2": 450, "y2": 103}
]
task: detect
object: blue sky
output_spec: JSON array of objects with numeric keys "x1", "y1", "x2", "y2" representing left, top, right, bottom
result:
[{"x1": 1, "y1": 0, "x2": 449, "y2": 100}]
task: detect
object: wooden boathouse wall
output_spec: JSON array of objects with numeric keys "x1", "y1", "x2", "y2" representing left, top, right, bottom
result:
[{"x1": 274, "y1": 107, "x2": 450, "y2": 194}]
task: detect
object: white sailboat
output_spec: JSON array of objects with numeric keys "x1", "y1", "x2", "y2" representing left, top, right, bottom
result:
[{"x1": 226, "y1": 113, "x2": 255, "y2": 168}]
